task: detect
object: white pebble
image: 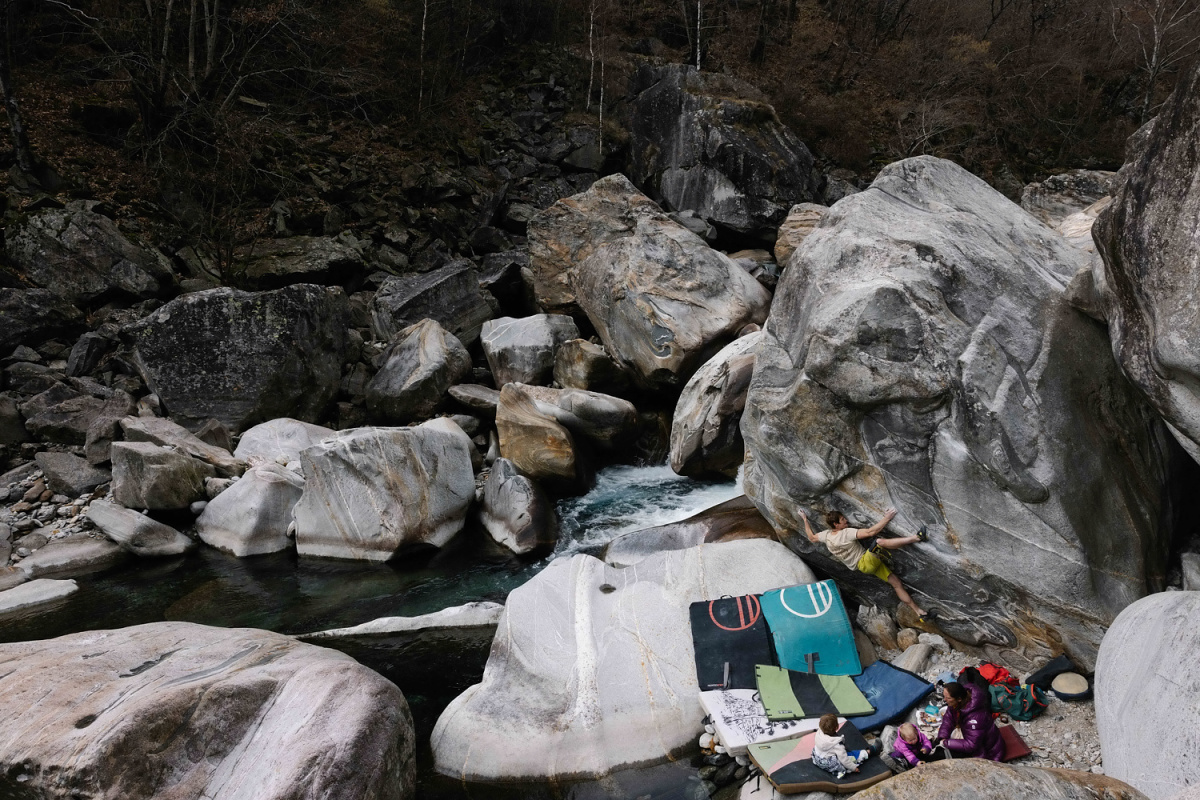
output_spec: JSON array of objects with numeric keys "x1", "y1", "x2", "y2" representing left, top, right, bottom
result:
[{"x1": 699, "y1": 733, "x2": 714, "y2": 749}]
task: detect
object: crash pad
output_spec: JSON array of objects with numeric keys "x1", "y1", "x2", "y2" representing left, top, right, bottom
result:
[
  {"x1": 850, "y1": 659, "x2": 936, "y2": 732},
  {"x1": 1026, "y1": 654, "x2": 1075, "y2": 689},
  {"x1": 755, "y1": 665, "x2": 875, "y2": 720},
  {"x1": 690, "y1": 594, "x2": 774, "y2": 690},
  {"x1": 699, "y1": 690, "x2": 839, "y2": 756},
  {"x1": 760, "y1": 580, "x2": 861, "y2": 677},
  {"x1": 748, "y1": 720, "x2": 891, "y2": 795},
  {"x1": 999, "y1": 724, "x2": 1032, "y2": 761}
]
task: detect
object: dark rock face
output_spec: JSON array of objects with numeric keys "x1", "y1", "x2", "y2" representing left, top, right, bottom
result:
[
  {"x1": 233, "y1": 236, "x2": 366, "y2": 289},
  {"x1": 33, "y1": 452, "x2": 110, "y2": 496},
  {"x1": 370, "y1": 259, "x2": 497, "y2": 346},
  {"x1": 741, "y1": 156, "x2": 1173, "y2": 668},
  {"x1": 1093, "y1": 62, "x2": 1200, "y2": 465},
  {"x1": 19, "y1": 383, "x2": 107, "y2": 445},
  {"x1": 4, "y1": 207, "x2": 176, "y2": 304},
  {"x1": 124, "y1": 285, "x2": 349, "y2": 432},
  {"x1": 853, "y1": 760, "x2": 1148, "y2": 800},
  {"x1": 0, "y1": 289, "x2": 83, "y2": 354},
  {"x1": 365, "y1": 319, "x2": 472, "y2": 424},
  {"x1": 628, "y1": 64, "x2": 823, "y2": 240}
]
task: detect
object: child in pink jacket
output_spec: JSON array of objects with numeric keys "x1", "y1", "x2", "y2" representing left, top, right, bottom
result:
[{"x1": 890, "y1": 723, "x2": 940, "y2": 766}]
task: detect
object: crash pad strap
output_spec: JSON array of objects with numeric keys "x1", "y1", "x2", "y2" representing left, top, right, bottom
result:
[{"x1": 755, "y1": 665, "x2": 875, "y2": 721}]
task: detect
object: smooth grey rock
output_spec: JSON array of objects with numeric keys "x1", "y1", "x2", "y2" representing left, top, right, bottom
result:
[
  {"x1": 894, "y1": 643, "x2": 934, "y2": 673},
  {"x1": 125, "y1": 285, "x2": 348, "y2": 432},
  {"x1": 234, "y1": 235, "x2": 366, "y2": 289},
  {"x1": 527, "y1": 174, "x2": 770, "y2": 387},
  {"x1": 1092, "y1": 64, "x2": 1200, "y2": 464},
  {"x1": 774, "y1": 203, "x2": 827, "y2": 266},
  {"x1": 670, "y1": 331, "x2": 759, "y2": 477},
  {"x1": 34, "y1": 452, "x2": 110, "y2": 496},
  {"x1": 448, "y1": 384, "x2": 500, "y2": 416},
  {"x1": 430, "y1": 540, "x2": 816, "y2": 781},
  {"x1": 603, "y1": 495, "x2": 775, "y2": 567},
  {"x1": 480, "y1": 314, "x2": 579, "y2": 387},
  {"x1": 294, "y1": 419, "x2": 475, "y2": 561},
  {"x1": 1020, "y1": 169, "x2": 1117, "y2": 226},
  {"x1": 853, "y1": 759, "x2": 1148, "y2": 800},
  {"x1": 495, "y1": 384, "x2": 578, "y2": 485},
  {"x1": 16, "y1": 534, "x2": 126, "y2": 579},
  {"x1": 553, "y1": 338, "x2": 631, "y2": 394},
  {"x1": 300, "y1": 601, "x2": 504, "y2": 643},
  {"x1": 1182, "y1": 553, "x2": 1200, "y2": 592},
  {"x1": 371, "y1": 259, "x2": 497, "y2": 346},
  {"x1": 479, "y1": 458, "x2": 557, "y2": 555},
  {"x1": 196, "y1": 464, "x2": 304, "y2": 557},
  {"x1": 120, "y1": 415, "x2": 245, "y2": 477},
  {"x1": 85, "y1": 499, "x2": 194, "y2": 556},
  {"x1": 20, "y1": 383, "x2": 106, "y2": 445},
  {"x1": 628, "y1": 65, "x2": 822, "y2": 239},
  {"x1": 204, "y1": 477, "x2": 235, "y2": 499},
  {"x1": 521, "y1": 385, "x2": 638, "y2": 447},
  {"x1": 0, "y1": 289, "x2": 83, "y2": 354},
  {"x1": 1097, "y1": 591, "x2": 1200, "y2": 800},
  {"x1": 0, "y1": 567, "x2": 25, "y2": 591},
  {"x1": 111, "y1": 441, "x2": 215, "y2": 510},
  {"x1": 741, "y1": 156, "x2": 1172, "y2": 668},
  {"x1": 234, "y1": 417, "x2": 335, "y2": 467},
  {"x1": 3, "y1": 207, "x2": 175, "y2": 304},
  {"x1": 0, "y1": 621, "x2": 415, "y2": 800},
  {"x1": 365, "y1": 319, "x2": 471, "y2": 424},
  {"x1": 0, "y1": 578, "x2": 77, "y2": 616},
  {"x1": 193, "y1": 418, "x2": 234, "y2": 453},
  {"x1": 83, "y1": 390, "x2": 137, "y2": 465}
]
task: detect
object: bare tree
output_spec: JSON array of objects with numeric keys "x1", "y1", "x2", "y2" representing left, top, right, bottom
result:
[
  {"x1": 0, "y1": 0, "x2": 37, "y2": 178},
  {"x1": 1113, "y1": 0, "x2": 1200, "y2": 121}
]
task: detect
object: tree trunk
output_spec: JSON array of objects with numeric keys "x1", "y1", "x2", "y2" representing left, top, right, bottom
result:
[{"x1": 0, "y1": 2, "x2": 37, "y2": 178}]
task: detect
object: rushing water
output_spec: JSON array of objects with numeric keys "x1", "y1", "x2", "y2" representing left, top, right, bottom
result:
[{"x1": 0, "y1": 464, "x2": 741, "y2": 799}]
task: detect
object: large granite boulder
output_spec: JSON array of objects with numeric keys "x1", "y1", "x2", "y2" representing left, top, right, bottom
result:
[
  {"x1": 1092, "y1": 63, "x2": 1200, "y2": 464},
  {"x1": 111, "y1": 441, "x2": 215, "y2": 510},
  {"x1": 16, "y1": 534, "x2": 126, "y2": 579},
  {"x1": 293, "y1": 419, "x2": 475, "y2": 561},
  {"x1": 853, "y1": 760, "x2": 1148, "y2": 800},
  {"x1": 234, "y1": 235, "x2": 365, "y2": 289},
  {"x1": 85, "y1": 499, "x2": 195, "y2": 556},
  {"x1": 553, "y1": 339, "x2": 632, "y2": 394},
  {"x1": 4, "y1": 206, "x2": 176, "y2": 304},
  {"x1": 365, "y1": 319, "x2": 471, "y2": 423},
  {"x1": 481, "y1": 314, "x2": 579, "y2": 386},
  {"x1": 0, "y1": 621, "x2": 414, "y2": 800},
  {"x1": 120, "y1": 415, "x2": 245, "y2": 477},
  {"x1": 0, "y1": 289, "x2": 83, "y2": 353},
  {"x1": 196, "y1": 464, "x2": 305, "y2": 556},
  {"x1": 125, "y1": 285, "x2": 348, "y2": 432},
  {"x1": 670, "y1": 330, "x2": 760, "y2": 477},
  {"x1": 527, "y1": 174, "x2": 770, "y2": 387},
  {"x1": 233, "y1": 417, "x2": 335, "y2": 467},
  {"x1": 741, "y1": 156, "x2": 1173, "y2": 668},
  {"x1": 431, "y1": 539, "x2": 815, "y2": 781},
  {"x1": 479, "y1": 457, "x2": 558, "y2": 554},
  {"x1": 628, "y1": 65, "x2": 823, "y2": 239},
  {"x1": 495, "y1": 384, "x2": 579, "y2": 485},
  {"x1": 603, "y1": 495, "x2": 775, "y2": 567},
  {"x1": 1096, "y1": 592, "x2": 1200, "y2": 800},
  {"x1": 774, "y1": 203, "x2": 827, "y2": 266},
  {"x1": 1020, "y1": 169, "x2": 1117, "y2": 226},
  {"x1": 521, "y1": 384, "x2": 639, "y2": 447},
  {"x1": 20, "y1": 383, "x2": 107, "y2": 445},
  {"x1": 371, "y1": 260, "x2": 497, "y2": 345},
  {"x1": 34, "y1": 451, "x2": 110, "y2": 496}
]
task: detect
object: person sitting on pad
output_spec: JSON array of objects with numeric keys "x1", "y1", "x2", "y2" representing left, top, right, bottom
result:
[
  {"x1": 934, "y1": 682, "x2": 1004, "y2": 761},
  {"x1": 811, "y1": 714, "x2": 869, "y2": 779},
  {"x1": 800, "y1": 508, "x2": 927, "y2": 617}
]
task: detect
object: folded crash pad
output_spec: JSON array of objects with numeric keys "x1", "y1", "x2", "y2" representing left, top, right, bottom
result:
[
  {"x1": 999, "y1": 724, "x2": 1032, "y2": 761},
  {"x1": 760, "y1": 580, "x2": 861, "y2": 677},
  {"x1": 748, "y1": 720, "x2": 891, "y2": 795},
  {"x1": 849, "y1": 659, "x2": 935, "y2": 733},
  {"x1": 699, "y1": 690, "x2": 840, "y2": 756},
  {"x1": 755, "y1": 665, "x2": 875, "y2": 720},
  {"x1": 1026, "y1": 654, "x2": 1075, "y2": 689},
  {"x1": 690, "y1": 594, "x2": 774, "y2": 690}
]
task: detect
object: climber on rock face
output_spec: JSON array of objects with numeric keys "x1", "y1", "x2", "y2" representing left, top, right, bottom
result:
[{"x1": 800, "y1": 507, "x2": 927, "y2": 618}]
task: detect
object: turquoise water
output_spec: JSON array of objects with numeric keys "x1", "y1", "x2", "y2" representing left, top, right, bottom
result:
[{"x1": 0, "y1": 465, "x2": 740, "y2": 799}]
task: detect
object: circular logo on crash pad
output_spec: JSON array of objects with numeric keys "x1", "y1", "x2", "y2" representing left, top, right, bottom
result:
[
  {"x1": 778, "y1": 582, "x2": 835, "y2": 619},
  {"x1": 710, "y1": 595, "x2": 762, "y2": 631}
]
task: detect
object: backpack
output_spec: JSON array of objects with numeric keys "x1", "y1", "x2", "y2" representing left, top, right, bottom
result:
[
  {"x1": 975, "y1": 663, "x2": 1018, "y2": 688},
  {"x1": 988, "y1": 683, "x2": 1048, "y2": 721}
]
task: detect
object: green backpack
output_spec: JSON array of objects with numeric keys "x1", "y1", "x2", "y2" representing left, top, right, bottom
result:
[{"x1": 989, "y1": 683, "x2": 1048, "y2": 721}]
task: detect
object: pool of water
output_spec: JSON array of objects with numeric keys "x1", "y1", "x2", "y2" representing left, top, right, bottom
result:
[{"x1": 0, "y1": 464, "x2": 741, "y2": 799}]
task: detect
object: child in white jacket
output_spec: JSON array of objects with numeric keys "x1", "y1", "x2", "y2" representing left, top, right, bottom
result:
[{"x1": 811, "y1": 714, "x2": 869, "y2": 778}]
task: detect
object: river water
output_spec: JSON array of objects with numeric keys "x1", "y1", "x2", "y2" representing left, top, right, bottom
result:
[{"x1": 0, "y1": 464, "x2": 741, "y2": 799}]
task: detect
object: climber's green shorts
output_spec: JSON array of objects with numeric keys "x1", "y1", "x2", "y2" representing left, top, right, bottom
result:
[{"x1": 856, "y1": 550, "x2": 891, "y2": 582}]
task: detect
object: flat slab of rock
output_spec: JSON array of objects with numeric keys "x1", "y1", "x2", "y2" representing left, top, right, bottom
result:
[
  {"x1": 431, "y1": 539, "x2": 815, "y2": 781},
  {"x1": 0, "y1": 621, "x2": 415, "y2": 800},
  {"x1": 111, "y1": 441, "x2": 214, "y2": 510},
  {"x1": 16, "y1": 534, "x2": 126, "y2": 579},
  {"x1": 125, "y1": 285, "x2": 348, "y2": 432},
  {"x1": 603, "y1": 495, "x2": 775, "y2": 567},
  {"x1": 294, "y1": 419, "x2": 475, "y2": 561},
  {"x1": 853, "y1": 760, "x2": 1147, "y2": 800},
  {"x1": 448, "y1": 384, "x2": 500, "y2": 416},
  {"x1": 120, "y1": 415, "x2": 245, "y2": 477},
  {"x1": 234, "y1": 235, "x2": 365, "y2": 289},
  {"x1": 371, "y1": 259, "x2": 497, "y2": 346},
  {"x1": 233, "y1": 417, "x2": 335, "y2": 466},
  {"x1": 196, "y1": 464, "x2": 304, "y2": 557},
  {"x1": 299, "y1": 601, "x2": 504, "y2": 643},
  {"x1": 365, "y1": 319, "x2": 471, "y2": 424},
  {"x1": 86, "y1": 499, "x2": 194, "y2": 557},
  {"x1": 481, "y1": 314, "x2": 579, "y2": 386},
  {"x1": 34, "y1": 452, "x2": 110, "y2": 496},
  {"x1": 0, "y1": 578, "x2": 77, "y2": 616},
  {"x1": 1097, "y1": 591, "x2": 1200, "y2": 800}
]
